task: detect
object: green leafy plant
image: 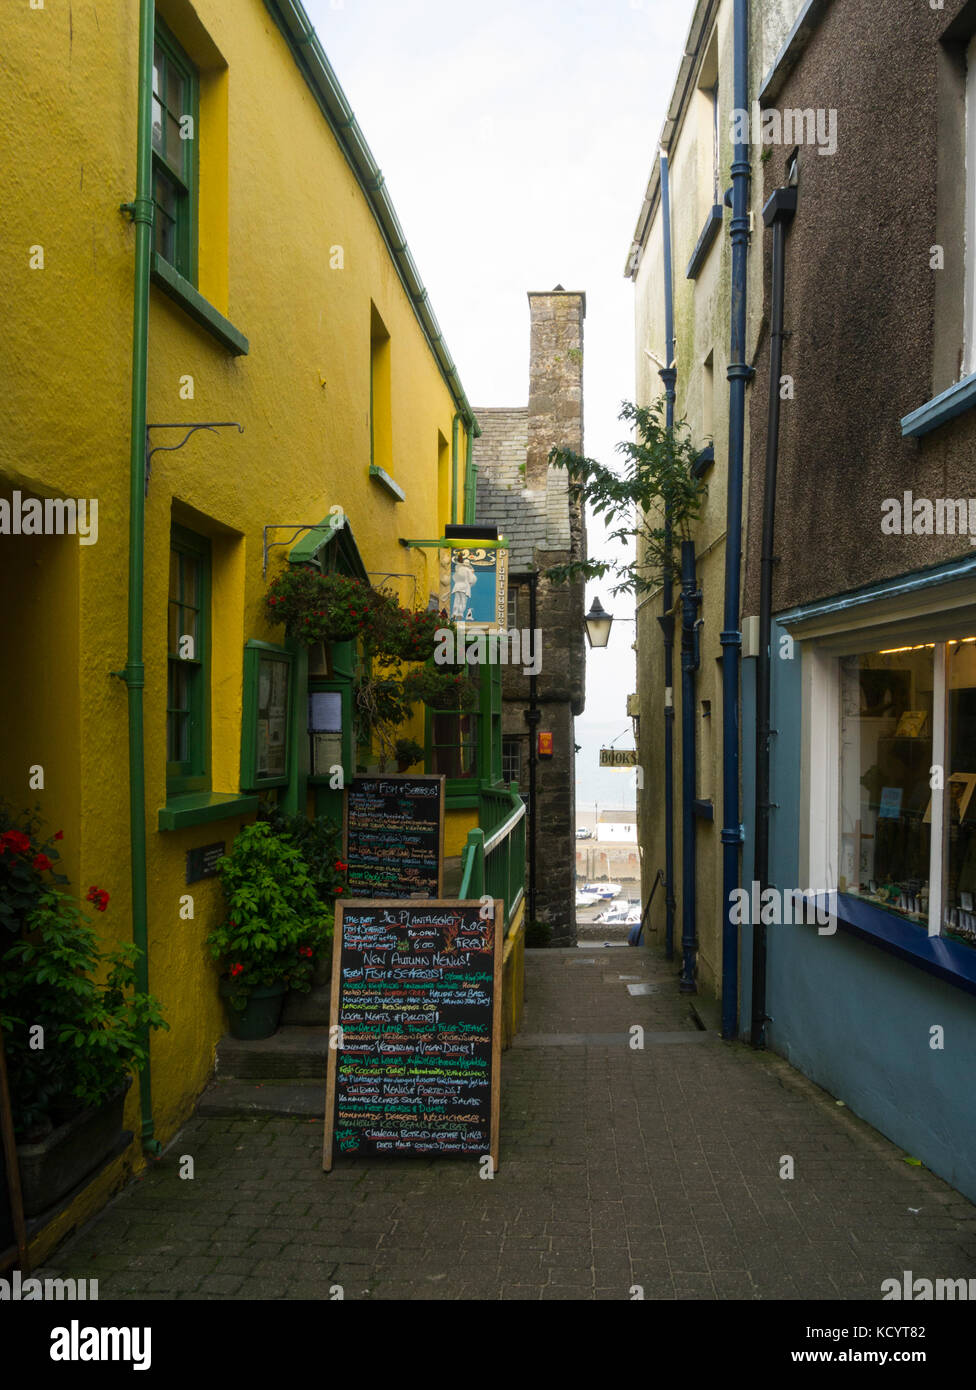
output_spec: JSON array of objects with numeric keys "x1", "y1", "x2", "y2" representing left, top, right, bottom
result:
[
  {"x1": 394, "y1": 737, "x2": 425, "y2": 769},
  {"x1": 546, "y1": 397, "x2": 707, "y2": 596},
  {"x1": 257, "y1": 804, "x2": 348, "y2": 907},
  {"x1": 402, "y1": 665, "x2": 479, "y2": 712},
  {"x1": 265, "y1": 565, "x2": 386, "y2": 646},
  {"x1": 365, "y1": 602, "x2": 453, "y2": 666},
  {"x1": 208, "y1": 821, "x2": 333, "y2": 1011},
  {"x1": 0, "y1": 810, "x2": 168, "y2": 1140}
]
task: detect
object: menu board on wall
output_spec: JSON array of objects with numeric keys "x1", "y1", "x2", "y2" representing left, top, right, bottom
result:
[
  {"x1": 323, "y1": 899, "x2": 502, "y2": 1170},
  {"x1": 343, "y1": 775, "x2": 445, "y2": 898}
]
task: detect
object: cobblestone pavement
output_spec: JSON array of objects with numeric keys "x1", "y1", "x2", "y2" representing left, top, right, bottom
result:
[{"x1": 40, "y1": 945, "x2": 976, "y2": 1300}]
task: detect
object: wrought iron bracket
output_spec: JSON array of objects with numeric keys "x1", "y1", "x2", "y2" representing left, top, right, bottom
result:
[
  {"x1": 144, "y1": 421, "x2": 243, "y2": 494},
  {"x1": 262, "y1": 523, "x2": 339, "y2": 578}
]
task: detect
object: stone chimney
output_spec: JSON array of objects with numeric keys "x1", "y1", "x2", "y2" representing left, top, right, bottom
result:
[{"x1": 526, "y1": 288, "x2": 586, "y2": 489}]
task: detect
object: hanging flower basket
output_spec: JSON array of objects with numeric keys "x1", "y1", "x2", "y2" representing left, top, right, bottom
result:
[
  {"x1": 366, "y1": 605, "x2": 452, "y2": 665},
  {"x1": 265, "y1": 566, "x2": 379, "y2": 647},
  {"x1": 401, "y1": 666, "x2": 479, "y2": 712}
]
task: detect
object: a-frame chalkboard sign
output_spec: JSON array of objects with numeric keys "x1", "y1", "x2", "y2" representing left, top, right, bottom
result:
[
  {"x1": 323, "y1": 899, "x2": 503, "y2": 1171},
  {"x1": 342, "y1": 775, "x2": 445, "y2": 898}
]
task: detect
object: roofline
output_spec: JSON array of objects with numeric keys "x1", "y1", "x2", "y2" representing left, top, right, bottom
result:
[
  {"x1": 758, "y1": 0, "x2": 834, "y2": 107},
  {"x1": 624, "y1": 0, "x2": 721, "y2": 280},
  {"x1": 263, "y1": 0, "x2": 480, "y2": 435}
]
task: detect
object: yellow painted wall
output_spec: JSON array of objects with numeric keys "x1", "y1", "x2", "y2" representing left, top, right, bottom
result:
[{"x1": 0, "y1": 0, "x2": 481, "y2": 1254}]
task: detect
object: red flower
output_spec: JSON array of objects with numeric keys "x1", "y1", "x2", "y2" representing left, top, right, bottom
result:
[
  {"x1": 335, "y1": 859, "x2": 347, "y2": 871},
  {"x1": 230, "y1": 963, "x2": 244, "y2": 978},
  {"x1": 300, "y1": 946, "x2": 313, "y2": 958},
  {"x1": 33, "y1": 853, "x2": 53, "y2": 873},
  {"x1": 54, "y1": 830, "x2": 64, "y2": 841},
  {"x1": 0, "y1": 830, "x2": 32, "y2": 856},
  {"x1": 335, "y1": 886, "x2": 343, "y2": 894},
  {"x1": 86, "y1": 886, "x2": 110, "y2": 912}
]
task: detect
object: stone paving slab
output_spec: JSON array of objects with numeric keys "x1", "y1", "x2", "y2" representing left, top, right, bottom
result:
[{"x1": 38, "y1": 946, "x2": 976, "y2": 1301}]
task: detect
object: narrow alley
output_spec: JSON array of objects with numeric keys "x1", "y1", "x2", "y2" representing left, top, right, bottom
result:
[{"x1": 38, "y1": 946, "x2": 976, "y2": 1302}]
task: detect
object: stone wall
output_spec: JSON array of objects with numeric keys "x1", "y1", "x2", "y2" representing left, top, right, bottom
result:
[{"x1": 474, "y1": 289, "x2": 587, "y2": 946}]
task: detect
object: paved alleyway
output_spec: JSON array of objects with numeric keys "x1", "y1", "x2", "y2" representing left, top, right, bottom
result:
[{"x1": 41, "y1": 946, "x2": 976, "y2": 1300}]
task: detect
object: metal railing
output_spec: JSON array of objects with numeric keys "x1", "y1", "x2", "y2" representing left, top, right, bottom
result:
[{"x1": 459, "y1": 786, "x2": 526, "y2": 934}]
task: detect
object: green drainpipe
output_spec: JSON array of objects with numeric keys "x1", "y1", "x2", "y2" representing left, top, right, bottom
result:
[
  {"x1": 451, "y1": 413, "x2": 460, "y2": 525},
  {"x1": 122, "y1": 0, "x2": 159, "y2": 1155},
  {"x1": 463, "y1": 416, "x2": 476, "y2": 525}
]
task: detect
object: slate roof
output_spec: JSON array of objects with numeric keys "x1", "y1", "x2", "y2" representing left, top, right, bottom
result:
[{"x1": 472, "y1": 407, "x2": 572, "y2": 572}]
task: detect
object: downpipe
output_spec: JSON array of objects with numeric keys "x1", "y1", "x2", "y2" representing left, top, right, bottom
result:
[
  {"x1": 679, "y1": 540, "x2": 701, "y2": 992},
  {"x1": 751, "y1": 184, "x2": 797, "y2": 1049},
  {"x1": 720, "y1": 0, "x2": 753, "y2": 1040},
  {"x1": 121, "y1": 0, "x2": 159, "y2": 1154},
  {"x1": 659, "y1": 151, "x2": 677, "y2": 962}
]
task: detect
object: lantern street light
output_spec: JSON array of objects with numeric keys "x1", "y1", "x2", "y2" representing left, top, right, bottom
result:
[{"x1": 584, "y1": 596, "x2": 614, "y2": 648}]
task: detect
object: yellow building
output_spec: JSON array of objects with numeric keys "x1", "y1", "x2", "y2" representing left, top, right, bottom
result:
[{"x1": 0, "y1": 0, "x2": 523, "y2": 1262}]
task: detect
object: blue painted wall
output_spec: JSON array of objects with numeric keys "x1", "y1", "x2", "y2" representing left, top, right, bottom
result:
[{"x1": 763, "y1": 624, "x2": 976, "y2": 1203}]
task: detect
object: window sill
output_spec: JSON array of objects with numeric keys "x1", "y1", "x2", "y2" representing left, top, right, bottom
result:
[
  {"x1": 686, "y1": 205, "x2": 724, "y2": 280},
  {"x1": 158, "y1": 791, "x2": 259, "y2": 831},
  {"x1": 151, "y1": 254, "x2": 249, "y2": 357},
  {"x1": 833, "y1": 892, "x2": 976, "y2": 998},
  {"x1": 901, "y1": 369, "x2": 976, "y2": 438},
  {"x1": 369, "y1": 464, "x2": 405, "y2": 501}
]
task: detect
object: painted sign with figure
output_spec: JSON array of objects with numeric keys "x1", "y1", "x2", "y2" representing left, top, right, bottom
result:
[{"x1": 439, "y1": 543, "x2": 509, "y2": 632}]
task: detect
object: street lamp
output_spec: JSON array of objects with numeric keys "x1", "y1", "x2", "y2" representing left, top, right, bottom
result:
[{"x1": 584, "y1": 596, "x2": 614, "y2": 648}]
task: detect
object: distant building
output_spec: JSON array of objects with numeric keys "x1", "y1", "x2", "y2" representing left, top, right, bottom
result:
[{"x1": 473, "y1": 290, "x2": 588, "y2": 945}]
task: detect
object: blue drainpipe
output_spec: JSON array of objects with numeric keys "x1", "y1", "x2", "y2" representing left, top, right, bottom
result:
[
  {"x1": 679, "y1": 540, "x2": 701, "y2": 991},
  {"x1": 658, "y1": 151, "x2": 678, "y2": 963},
  {"x1": 720, "y1": 0, "x2": 753, "y2": 1039}
]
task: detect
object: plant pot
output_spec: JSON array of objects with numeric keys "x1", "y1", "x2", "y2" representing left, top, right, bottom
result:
[
  {"x1": 11, "y1": 1076, "x2": 132, "y2": 1220},
  {"x1": 219, "y1": 978, "x2": 288, "y2": 1040}
]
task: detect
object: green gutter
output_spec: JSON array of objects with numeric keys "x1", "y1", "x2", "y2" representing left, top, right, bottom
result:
[
  {"x1": 263, "y1": 0, "x2": 480, "y2": 444},
  {"x1": 121, "y1": 0, "x2": 159, "y2": 1155},
  {"x1": 451, "y1": 414, "x2": 460, "y2": 525}
]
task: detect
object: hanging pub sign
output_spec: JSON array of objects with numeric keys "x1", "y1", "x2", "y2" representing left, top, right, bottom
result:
[
  {"x1": 343, "y1": 775, "x2": 445, "y2": 897},
  {"x1": 323, "y1": 898, "x2": 503, "y2": 1170},
  {"x1": 439, "y1": 542, "x2": 509, "y2": 632},
  {"x1": 600, "y1": 748, "x2": 639, "y2": 767}
]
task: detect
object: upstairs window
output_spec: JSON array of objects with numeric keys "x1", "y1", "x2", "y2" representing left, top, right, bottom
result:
[{"x1": 152, "y1": 23, "x2": 198, "y2": 282}]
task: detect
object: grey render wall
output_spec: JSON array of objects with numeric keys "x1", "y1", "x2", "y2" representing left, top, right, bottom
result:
[
  {"x1": 474, "y1": 291, "x2": 587, "y2": 946},
  {"x1": 744, "y1": 0, "x2": 976, "y2": 617}
]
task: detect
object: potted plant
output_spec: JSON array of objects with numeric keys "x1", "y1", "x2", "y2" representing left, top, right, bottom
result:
[
  {"x1": 394, "y1": 737, "x2": 425, "y2": 773},
  {"x1": 265, "y1": 565, "x2": 382, "y2": 648},
  {"x1": 0, "y1": 807, "x2": 168, "y2": 1216},
  {"x1": 208, "y1": 821, "x2": 333, "y2": 1040},
  {"x1": 354, "y1": 673, "x2": 416, "y2": 769},
  {"x1": 366, "y1": 604, "x2": 452, "y2": 666},
  {"x1": 401, "y1": 665, "x2": 479, "y2": 712}
]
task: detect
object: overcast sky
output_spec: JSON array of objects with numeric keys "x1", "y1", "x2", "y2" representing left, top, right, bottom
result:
[{"x1": 304, "y1": 0, "x2": 695, "y2": 808}]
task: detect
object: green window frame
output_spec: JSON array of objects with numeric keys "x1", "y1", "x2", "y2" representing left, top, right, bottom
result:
[
  {"x1": 424, "y1": 664, "x2": 504, "y2": 791},
  {"x1": 152, "y1": 21, "x2": 198, "y2": 283},
  {"x1": 167, "y1": 525, "x2": 210, "y2": 795},
  {"x1": 240, "y1": 641, "x2": 294, "y2": 792}
]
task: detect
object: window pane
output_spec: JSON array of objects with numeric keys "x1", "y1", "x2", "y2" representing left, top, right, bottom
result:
[
  {"x1": 152, "y1": 48, "x2": 161, "y2": 97},
  {"x1": 168, "y1": 661, "x2": 190, "y2": 763},
  {"x1": 166, "y1": 113, "x2": 182, "y2": 172},
  {"x1": 152, "y1": 96, "x2": 164, "y2": 154},
  {"x1": 181, "y1": 553, "x2": 198, "y2": 608},
  {"x1": 167, "y1": 64, "x2": 184, "y2": 120},
  {"x1": 944, "y1": 638, "x2": 976, "y2": 947},
  {"x1": 839, "y1": 646, "x2": 933, "y2": 919},
  {"x1": 153, "y1": 168, "x2": 178, "y2": 263}
]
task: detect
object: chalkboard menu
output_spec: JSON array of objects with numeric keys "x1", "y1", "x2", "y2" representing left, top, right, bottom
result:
[
  {"x1": 343, "y1": 775, "x2": 445, "y2": 898},
  {"x1": 323, "y1": 900, "x2": 502, "y2": 1170}
]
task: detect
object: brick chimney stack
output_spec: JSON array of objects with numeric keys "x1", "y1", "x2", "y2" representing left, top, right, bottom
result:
[{"x1": 526, "y1": 288, "x2": 586, "y2": 489}]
